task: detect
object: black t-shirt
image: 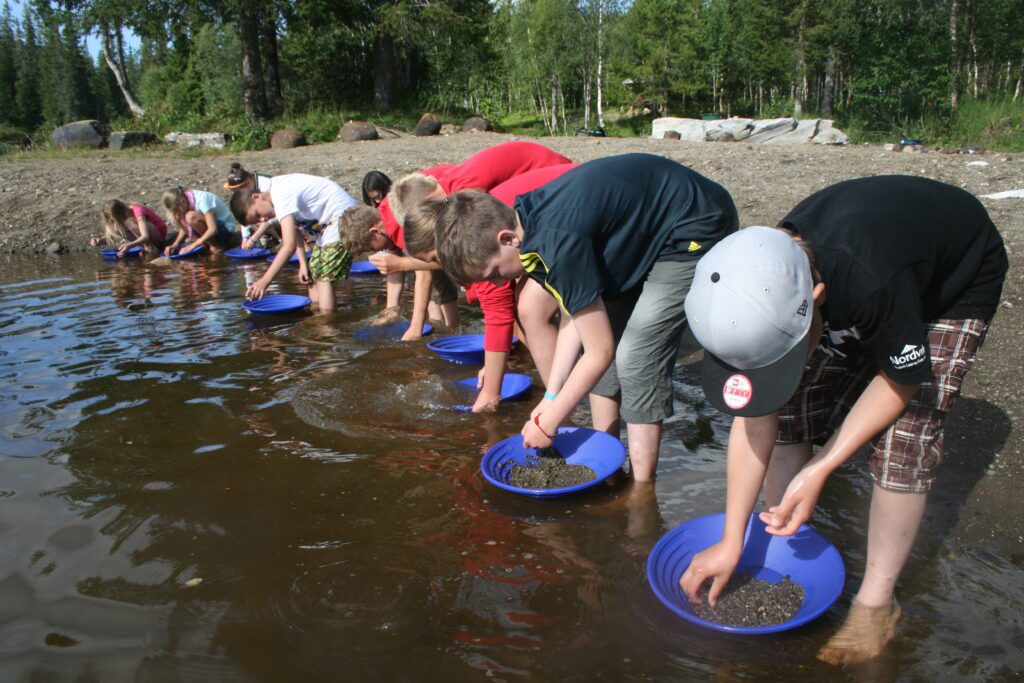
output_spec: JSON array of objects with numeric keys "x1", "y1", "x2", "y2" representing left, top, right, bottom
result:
[
  {"x1": 515, "y1": 153, "x2": 738, "y2": 314},
  {"x1": 780, "y1": 175, "x2": 1007, "y2": 384}
]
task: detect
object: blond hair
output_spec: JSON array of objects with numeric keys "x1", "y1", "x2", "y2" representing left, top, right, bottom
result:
[
  {"x1": 162, "y1": 186, "x2": 189, "y2": 228},
  {"x1": 339, "y1": 205, "x2": 383, "y2": 255},
  {"x1": 403, "y1": 197, "x2": 446, "y2": 258},
  {"x1": 389, "y1": 172, "x2": 441, "y2": 226},
  {"x1": 101, "y1": 199, "x2": 134, "y2": 244},
  {"x1": 435, "y1": 189, "x2": 516, "y2": 284}
]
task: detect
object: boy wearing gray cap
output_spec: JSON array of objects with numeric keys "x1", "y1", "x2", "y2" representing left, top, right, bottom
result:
[{"x1": 680, "y1": 176, "x2": 1007, "y2": 664}]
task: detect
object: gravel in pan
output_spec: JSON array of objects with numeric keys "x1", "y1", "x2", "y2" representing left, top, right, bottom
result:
[
  {"x1": 506, "y1": 446, "x2": 597, "y2": 489},
  {"x1": 692, "y1": 573, "x2": 806, "y2": 627}
]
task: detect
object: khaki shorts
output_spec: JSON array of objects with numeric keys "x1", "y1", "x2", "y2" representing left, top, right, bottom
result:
[
  {"x1": 431, "y1": 270, "x2": 459, "y2": 305},
  {"x1": 776, "y1": 318, "x2": 990, "y2": 493}
]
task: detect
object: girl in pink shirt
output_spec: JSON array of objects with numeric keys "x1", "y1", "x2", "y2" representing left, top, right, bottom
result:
[{"x1": 91, "y1": 200, "x2": 168, "y2": 256}]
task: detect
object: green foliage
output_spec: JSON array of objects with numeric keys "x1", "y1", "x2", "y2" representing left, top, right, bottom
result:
[{"x1": 227, "y1": 116, "x2": 272, "y2": 151}]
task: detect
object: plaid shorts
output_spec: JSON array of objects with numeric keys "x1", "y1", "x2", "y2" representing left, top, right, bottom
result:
[
  {"x1": 777, "y1": 318, "x2": 990, "y2": 493},
  {"x1": 309, "y1": 241, "x2": 353, "y2": 283}
]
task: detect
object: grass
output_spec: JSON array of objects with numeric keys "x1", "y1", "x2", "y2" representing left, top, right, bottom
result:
[{"x1": 842, "y1": 98, "x2": 1024, "y2": 151}]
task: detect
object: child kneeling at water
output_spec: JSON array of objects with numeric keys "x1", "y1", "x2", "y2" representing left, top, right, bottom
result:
[
  {"x1": 230, "y1": 174, "x2": 361, "y2": 313},
  {"x1": 91, "y1": 199, "x2": 168, "y2": 256},
  {"x1": 433, "y1": 153, "x2": 738, "y2": 479},
  {"x1": 162, "y1": 186, "x2": 239, "y2": 255},
  {"x1": 679, "y1": 176, "x2": 1007, "y2": 664}
]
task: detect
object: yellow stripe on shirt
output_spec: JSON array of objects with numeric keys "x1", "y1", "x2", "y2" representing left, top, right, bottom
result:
[{"x1": 520, "y1": 251, "x2": 569, "y2": 315}]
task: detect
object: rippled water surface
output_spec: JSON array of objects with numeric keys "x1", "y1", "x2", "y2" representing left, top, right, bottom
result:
[{"x1": 0, "y1": 253, "x2": 1021, "y2": 682}]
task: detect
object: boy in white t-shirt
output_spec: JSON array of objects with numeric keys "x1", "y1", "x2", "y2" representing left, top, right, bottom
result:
[{"x1": 230, "y1": 174, "x2": 359, "y2": 313}]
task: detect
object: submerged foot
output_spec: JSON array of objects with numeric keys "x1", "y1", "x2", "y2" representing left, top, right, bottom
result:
[{"x1": 817, "y1": 598, "x2": 901, "y2": 666}]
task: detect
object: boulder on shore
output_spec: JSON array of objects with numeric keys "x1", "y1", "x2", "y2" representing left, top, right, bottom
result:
[
  {"x1": 270, "y1": 128, "x2": 306, "y2": 149},
  {"x1": 462, "y1": 116, "x2": 491, "y2": 133},
  {"x1": 651, "y1": 116, "x2": 847, "y2": 145},
  {"x1": 338, "y1": 121, "x2": 379, "y2": 142},
  {"x1": 51, "y1": 120, "x2": 109, "y2": 149},
  {"x1": 414, "y1": 113, "x2": 443, "y2": 137},
  {"x1": 163, "y1": 132, "x2": 227, "y2": 149}
]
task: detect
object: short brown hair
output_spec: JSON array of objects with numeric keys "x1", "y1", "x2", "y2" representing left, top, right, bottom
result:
[
  {"x1": 403, "y1": 197, "x2": 446, "y2": 258},
  {"x1": 339, "y1": 205, "x2": 382, "y2": 255},
  {"x1": 229, "y1": 189, "x2": 255, "y2": 226},
  {"x1": 435, "y1": 190, "x2": 516, "y2": 284},
  {"x1": 389, "y1": 173, "x2": 441, "y2": 226}
]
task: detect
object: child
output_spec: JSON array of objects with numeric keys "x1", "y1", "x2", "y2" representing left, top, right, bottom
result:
[
  {"x1": 679, "y1": 176, "x2": 1007, "y2": 665},
  {"x1": 361, "y1": 171, "x2": 392, "y2": 207},
  {"x1": 403, "y1": 163, "x2": 576, "y2": 413},
  {"x1": 434, "y1": 153, "x2": 738, "y2": 478},
  {"x1": 364, "y1": 141, "x2": 571, "y2": 341},
  {"x1": 91, "y1": 199, "x2": 167, "y2": 256},
  {"x1": 162, "y1": 186, "x2": 239, "y2": 255},
  {"x1": 224, "y1": 162, "x2": 279, "y2": 248},
  {"x1": 229, "y1": 173, "x2": 359, "y2": 313}
]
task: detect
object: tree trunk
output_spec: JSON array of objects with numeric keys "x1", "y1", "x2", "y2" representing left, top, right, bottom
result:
[
  {"x1": 1015, "y1": 58, "x2": 1023, "y2": 101},
  {"x1": 583, "y1": 75, "x2": 591, "y2": 128},
  {"x1": 239, "y1": 4, "x2": 267, "y2": 118},
  {"x1": 261, "y1": 14, "x2": 284, "y2": 116},
  {"x1": 372, "y1": 34, "x2": 396, "y2": 110},
  {"x1": 596, "y1": 0, "x2": 604, "y2": 128},
  {"x1": 100, "y1": 26, "x2": 144, "y2": 117},
  {"x1": 550, "y1": 78, "x2": 557, "y2": 133},
  {"x1": 950, "y1": 0, "x2": 960, "y2": 111},
  {"x1": 822, "y1": 50, "x2": 835, "y2": 117}
]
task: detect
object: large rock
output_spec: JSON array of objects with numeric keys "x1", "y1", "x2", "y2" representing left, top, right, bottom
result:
[
  {"x1": 651, "y1": 117, "x2": 706, "y2": 141},
  {"x1": 764, "y1": 119, "x2": 820, "y2": 145},
  {"x1": 706, "y1": 118, "x2": 753, "y2": 142},
  {"x1": 50, "y1": 120, "x2": 109, "y2": 149},
  {"x1": 270, "y1": 128, "x2": 306, "y2": 149},
  {"x1": 746, "y1": 118, "x2": 797, "y2": 143},
  {"x1": 338, "y1": 121, "x2": 379, "y2": 142},
  {"x1": 109, "y1": 131, "x2": 158, "y2": 151},
  {"x1": 462, "y1": 116, "x2": 491, "y2": 133},
  {"x1": 414, "y1": 113, "x2": 442, "y2": 137},
  {"x1": 163, "y1": 132, "x2": 227, "y2": 149},
  {"x1": 812, "y1": 119, "x2": 849, "y2": 145}
]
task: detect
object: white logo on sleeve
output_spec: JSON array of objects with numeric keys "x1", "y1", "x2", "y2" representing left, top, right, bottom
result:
[{"x1": 890, "y1": 343, "x2": 927, "y2": 369}]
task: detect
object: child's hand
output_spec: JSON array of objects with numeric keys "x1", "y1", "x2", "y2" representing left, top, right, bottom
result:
[
  {"x1": 679, "y1": 541, "x2": 742, "y2": 607},
  {"x1": 163, "y1": 245, "x2": 173, "y2": 256},
  {"x1": 521, "y1": 417, "x2": 553, "y2": 449},
  {"x1": 180, "y1": 242, "x2": 197, "y2": 255},
  {"x1": 246, "y1": 278, "x2": 269, "y2": 301},
  {"x1": 116, "y1": 243, "x2": 130, "y2": 256},
  {"x1": 759, "y1": 466, "x2": 826, "y2": 536},
  {"x1": 472, "y1": 391, "x2": 500, "y2": 414},
  {"x1": 298, "y1": 264, "x2": 311, "y2": 285},
  {"x1": 369, "y1": 251, "x2": 400, "y2": 274},
  {"x1": 241, "y1": 238, "x2": 256, "y2": 251},
  {"x1": 400, "y1": 325, "x2": 423, "y2": 342},
  {"x1": 89, "y1": 236, "x2": 103, "y2": 247}
]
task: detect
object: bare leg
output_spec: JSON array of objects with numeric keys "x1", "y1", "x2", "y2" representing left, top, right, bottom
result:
[
  {"x1": 625, "y1": 421, "x2": 662, "y2": 481},
  {"x1": 427, "y1": 301, "x2": 443, "y2": 321},
  {"x1": 316, "y1": 281, "x2": 336, "y2": 314},
  {"x1": 385, "y1": 271, "x2": 404, "y2": 309},
  {"x1": 818, "y1": 484, "x2": 924, "y2": 665},
  {"x1": 764, "y1": 442, "x2": 813, "y2": 506},
  {"x1": 590, "y1": 393, "x2": 620, "y2": 434},
  {"x1": 440, "y1": 300, "x2": 460, "y2": 328}
]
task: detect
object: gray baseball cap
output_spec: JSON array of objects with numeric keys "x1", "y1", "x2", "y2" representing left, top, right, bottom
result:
[{"x1": 684, "y1": 226, "x2": 814, "y2": 417}]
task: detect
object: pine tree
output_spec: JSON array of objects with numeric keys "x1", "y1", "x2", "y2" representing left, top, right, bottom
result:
[
  {"x1": 16, "y1": 12, "x2": 41, "y2": 130},
  {"x1": 0, "y1": 2, "x2": 19, "y2": 125}
]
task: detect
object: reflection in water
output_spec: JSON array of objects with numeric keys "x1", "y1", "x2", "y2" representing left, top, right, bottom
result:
[{"x1": 0, "y1": 253, "x2": 1020, "y2": 682}]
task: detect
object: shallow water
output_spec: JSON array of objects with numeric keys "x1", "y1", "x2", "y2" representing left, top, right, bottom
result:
[{"x1": 0, "y1": 253, "x2": 1020, "y2": 682}]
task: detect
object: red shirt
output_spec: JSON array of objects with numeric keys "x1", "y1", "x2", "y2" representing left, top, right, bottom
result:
[
  {"x1": 381, "y1": 143, "x2": 570, "y2": 250},
  {"x1": 465, "y1": 163, "x2": 577, "y2": 352}
]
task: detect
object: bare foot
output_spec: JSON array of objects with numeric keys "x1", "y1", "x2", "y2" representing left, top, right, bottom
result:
[{"x1": 817, "y1": 598, "x2": 901, "y2": 666}]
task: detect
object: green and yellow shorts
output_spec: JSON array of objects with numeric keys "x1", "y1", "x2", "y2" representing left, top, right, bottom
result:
[{"x1": 309, "y1": 241, "x2": 353, "y2": 283}]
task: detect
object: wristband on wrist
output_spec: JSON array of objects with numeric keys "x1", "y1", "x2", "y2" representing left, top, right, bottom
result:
[
  {"x1": 532, "y1": 414, "x2": 551, "y2": 439},
  {"x1": 543, "y1": 391, "x2": 557, "y2": 401}
]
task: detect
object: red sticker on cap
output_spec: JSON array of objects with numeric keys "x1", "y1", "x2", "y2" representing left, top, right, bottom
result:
[{"x1": 723, "y1": 374, "x2": 753, "y2": 410}]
